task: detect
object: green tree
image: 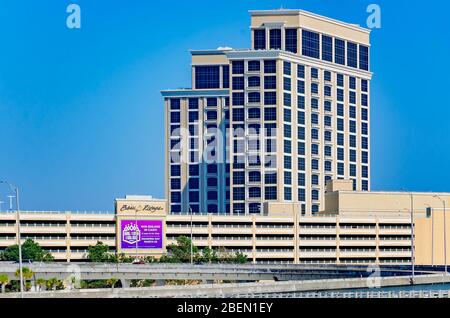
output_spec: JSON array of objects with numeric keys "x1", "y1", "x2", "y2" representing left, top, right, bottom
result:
[
  {"x1": 160, "y1": 236, "x2": 200, "y2": 263},
  {"x1": 201, "y1": 247, "x2": 218, "y2": 264},
  {"x1": 46, "y1": 277, "x2": 63, "y2": 291},
  {"x1": 87, "y1": 241, "x2": 110, "y2": 262},
  {"x1": 106, "y1": 277, "x2": 119, "y2": 290},
  {"x1": 15, "y1": 267, "x2": 34, "y2": 291},
  {"x1": 0, "y1": 274, "x2": 10, "y2": 294},
  {"x1": 1, "y1": 239, "x2": 54, "y2": 262},
  {"x1": 36, "y1": 278, "x2": 46, "y2": 292}
]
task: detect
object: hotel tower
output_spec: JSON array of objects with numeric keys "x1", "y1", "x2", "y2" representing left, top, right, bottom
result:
[{"x1": 162, "y1": 9, "x2": 372, "y2": 216}]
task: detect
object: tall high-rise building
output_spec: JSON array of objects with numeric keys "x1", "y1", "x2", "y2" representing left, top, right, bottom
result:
[{"x1": 162, "y1": 9, "x2": 372, "y2": 215}]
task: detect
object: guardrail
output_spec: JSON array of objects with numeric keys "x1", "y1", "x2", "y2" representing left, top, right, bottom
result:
[{"x1": 252, "y1": 290, "x2": 450, "y2": 298}]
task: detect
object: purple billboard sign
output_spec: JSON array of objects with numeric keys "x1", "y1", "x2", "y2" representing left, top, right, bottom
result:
[{"x1": 120, "y1": 220, "x2": 163, "y2": 249}]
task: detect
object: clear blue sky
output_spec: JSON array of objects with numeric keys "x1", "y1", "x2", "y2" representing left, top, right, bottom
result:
[{"x1": 0, "y1": 0, "x2": 449, "y2": 211}]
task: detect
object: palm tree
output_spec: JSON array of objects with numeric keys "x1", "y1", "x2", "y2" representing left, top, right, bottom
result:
[
  {"x1": 36, "y1": 278, "x2": 46, "y2": 292},
  {"x1": 46, "y1": 277, "x2": 59, "y2": 291},
  {"x1": 0, "y1": 274, "x2": 10, "y2": 294},
  {"x1": 15, "y1": 267, "x2": 33, "y2": 291}
]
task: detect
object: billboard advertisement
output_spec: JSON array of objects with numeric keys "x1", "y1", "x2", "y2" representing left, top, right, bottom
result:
[{"x1": 120, "y1": 220, "x2": 163, "y2": 249}]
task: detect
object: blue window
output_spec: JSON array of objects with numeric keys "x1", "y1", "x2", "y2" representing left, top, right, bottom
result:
[
  {"x1": 298, "y1": 173, "x2": 306, "y2": 186},
  {"x1": 285, "y1": 29, "x2": 298, "y2": 53},
  {"x1": 189, "y1": 178, "x2": 199, "y2": 189},
  {"x1": 284, "y1": 187, "x2": 292, "y2": 201},
  {"x1": 362, "y1": 122, "x2": 368, "y2": 135},
  {"x1": 195, "y1": 66, "x2": 220, "y2": 89},
  {"x1": 248, "y1": 108, "x2": 260, "y2": 119},
  {"x1": 232, "y1": 77, "x2": 244, "y2": 90},
  {"x1": 265, "y1": 187, "x2": 277, "y2": 200},
  {"x1": 311, "y1": 68, "x2": 319, "y2": 79},
  {"x1": 325, "y1": 161, "x2": 332, "y2": 172},
  {"x1": 337, "y1": 74, "x2": 344, "y2": 87},
  {"x1": 222, "y1": 65, "x2": 229, "y2": 88},
  {"x1": 284, "y1": 77, "x2": 291, "y2": 91},
  {"x1": 359, "y1": 45, "x2": 369, "y2": 71},
  {"x1": 337, "y1": 133, "x2": 344, "y2": 146},
  {"x1": 298, "y1": 157, "x2": 305, "y2": 171},
  {"x1": 347, "y1": 42, "x2": 358, "y2": 68},
  {"x1": 171, "y1": 205, "x2": 181, "y2": 213},
  {"x1": 265, "y1": 173, "x2": 277, "y2": 184},
  {"x1": 232, "y1": 61, "x2": 244, "y2": 74},
  {"x1": 206, "y1": 110, "x2": 217, "y2": 121},
  {"x1": 362, "y1": 94, "x2": 368, "y2": 106},
  {"x1": 284, "y1": 172, "x2": 292, "y2": 185},
  {"x1": 254, "y1": 29, "x2": 266, "y2": 50},
  {"x1": 322, "y1": 35, "x2": 333, "y2": 62},
  {"x1": 207, "y1": 191, "x2": 218, "y2": 200},
  {"x1": 349, "y1": 106, "x2": 356, "y2": 119},
  {"x1": 269, "y1": 29, "x2": 282, "y2": 49},
  {"x1": 283, "y1": 61, "x2": 291, "y2": 75},
  {"x1": 337, "y1": 118, "x2": 344, "y2": 131},
  {"x1": 249, "y1": 187, "x2": 261, "y2": 198},
  {"x1": 284, "y1": 108, "x2": 291, "y2": 122},
  {"x1": 298, "y1": 96, "x2": 305, "y2": 109},
  {"x1": 171, "y1": 165, "x2": 181, "y2": 177},
  {"x1": 350, "y1": 150, "x2": 357, "y2": 163},
  {"x1": 297, "y1": 65, "x2": 305, "y2": 78},
  {"x1": 311, "y1": 159, "x2": 319, "y2": 170},
  {"x1": 188, "y1": 98, "x2": 198, "y2": 110},
  {"x1": 335, "y1": 39, "x2": 345, "y2": 65},
  {"x1": 232, "y1": 92, "x2": 244, "y2": 106},
  {"x1": 248, "y1": 61, "x2": 261, "y2": 72},
  {"x1": 350, "y1": 164, "x2": 357, "y2": 177},
  {"x1": 298, "y1": 189, "x2": 306, "y2": 202},
  {"x1": 311, "y1": 144, "x2": 319, "y2": 155},
  {"x1": 362, "y1": 180, "x2": 369, "y2": 191},
  {"x1": 337, "y1": 163, "x2": 345, "y2": 176},
  {"x1": 170, "y1": 112, "x2": 180, "y2": 124},
  {"x1": 325, "y1": 131, "x2": 332, "y2": 143},
  {"x1": 248, "y1": 76, "x2": 260, "y2": 87},
  {"x1": 362, "y1": 108, "x2": 368, "y2": 121},
  {"x1": 264, "y1": 108, "x2": 277, "y2": 121},
  {"x1": 264, "y1": 76, "x2": 276, "y2": 89},
  {"x1": 170, "y1": 99, "x2": 180, "y2": 110},
  {"x1": 298, "y1": 111, "x2": 305, "y2": 125},
  {"x1": 311, "y1": 83, "x2": 319, "y2": 94},
  {"x1": 249, "y1": 203, "x2": 261, "y2": 214},
  {"x1": 189, "y1": 165, "x2": 199, "y2": 176},
  {"x1": 362, "y1": 151, "x2": 369, "y2": 164},
  {"x1": 189, "y1": 112, "x2": 198, "y2": 123},
  {"x1": 362, "y1": 137, "x2": 369, "y2": 150},
  {"x1": 189, "y1": 191, "x2": 199, "y2": 202},
  {"x1": 311, "y1": 128, "x2": 319, "y2": 140},
  {"x1": 349, "y1": 91, "x2": 356, "y2": 104},
  {"x1": 248, "y1": 92, "x2": 261, "y2": 103},
  {"x1": 207, "y1": 204, "x2": 218, "y2": 213},
  {"x1": 264, "y1": 60, "x2": 276, "y2": 74},
  {"x1": 298, "y1": 142, "x2": 305, "y2": 156},
  {"x1": 284, "y1": 125, "x2": 291, "y2": 138},
  {"x1": 324, "y1": 101, "x2": 332, "y2": 112},
  {"x1": 233, "y1": 203, "x2": 245, "y2": 214},
  {"x1": 233, "y1": 188, "x2": 245, "y2": 201},
  {"x1": 337, "y1": 148, "x2": 344, "y2": 161},
  {"x1": 207, "y1": 164, "x2": 217, "y2": 174},
  {"x1": 350, "y1": 135, "x2": 356, "y2": 148},
  {"x1": 232, "y1": 108, "x2": 244, "y2": 121},
  {"x1": 312, "y1": 174, "x2": 319, "y2": 185},
  {"x1": 284, "y1": 156, "x2": 292, "y2": 169},
  {"x1": 233, "y1": 171, "x2": 245, "y2": 185},
  {"x1": 350, "y1": 120, "x2": 357, "y2": 133},
  {"x1": 362, "y1": 166, "x2": 369, "y2": 178},
  {"x1": 171, "y1": 179, "x2": 181, "y2": 190},
  {"x1": 337, "y1": 89, "x2": 344, "y2": 102},
  {"x1": 324, "y1": 116, "x2": 332, "y2": 127},
  {"x1": 249, "y1": 171, "x2": 261, "y2": 183},
  {"x1": 297, "y1": 80, "x2": 305, "y2": 94},
  {"x1": 264, "y1": 92, "x2": 277, "y2": 105},
  {"x1": 361, "y1": 79, "x2": 368, "y2": 92},
  {"x1": 284, "y1": 93, "x2": 291, "y2": 106},
  {"x1": 302, "y1": 30, "x2": 320, "y2": 59},
  {"x1": 312, "y1": 190, "x2": 319, "y2": 201},
  {"x1": 298, "y1": 127, "x2": 305, "y2": 140},
  {"x1": 311, "y1": 113, "x2": 319, "y2": 125},
  {"x1": 324, "y1": 71, "x2": 332, "y2": 82},
  {"x1": 324, "y1": 86, "x2": 331, "y2": 97},
  {"x1": 349, "y1": 77, "x2": 356, "y2": 89}
]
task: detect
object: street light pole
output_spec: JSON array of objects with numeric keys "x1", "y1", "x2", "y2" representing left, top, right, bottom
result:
[
  {"x1": 189, "y1": 206, "x2": 193, "y2": 265},
  {"x1": 1, "y1": 181, "x2": 23, "y2": 298},
  {"x1": 410, "y1": 193, "x2": 415, "y2": 283}
]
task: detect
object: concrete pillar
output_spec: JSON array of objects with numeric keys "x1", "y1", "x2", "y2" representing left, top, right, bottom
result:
[{"x1": 121, "y1": 279, "x2": 131, "y2": 288}]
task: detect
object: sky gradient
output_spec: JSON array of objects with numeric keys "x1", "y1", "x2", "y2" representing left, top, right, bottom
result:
[{"x1": 0, "y1": 0, "x2": 449, "y2": 211}]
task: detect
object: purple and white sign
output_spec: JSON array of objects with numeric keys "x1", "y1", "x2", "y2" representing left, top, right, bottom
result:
[{"x1": 120, "y1": 220, "x2": 163, "y2": 249}]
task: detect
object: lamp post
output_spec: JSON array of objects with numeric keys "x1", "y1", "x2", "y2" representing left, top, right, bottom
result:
[
  {"x1": 434, "y1": 195, "x2": 447, "y2": 274},
  {"x1": 189, "y1": 206, "x2": 193, "y2": 265},
  {"x1": 0, "y1": 181, "x2": 23, "y2": 298}
]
